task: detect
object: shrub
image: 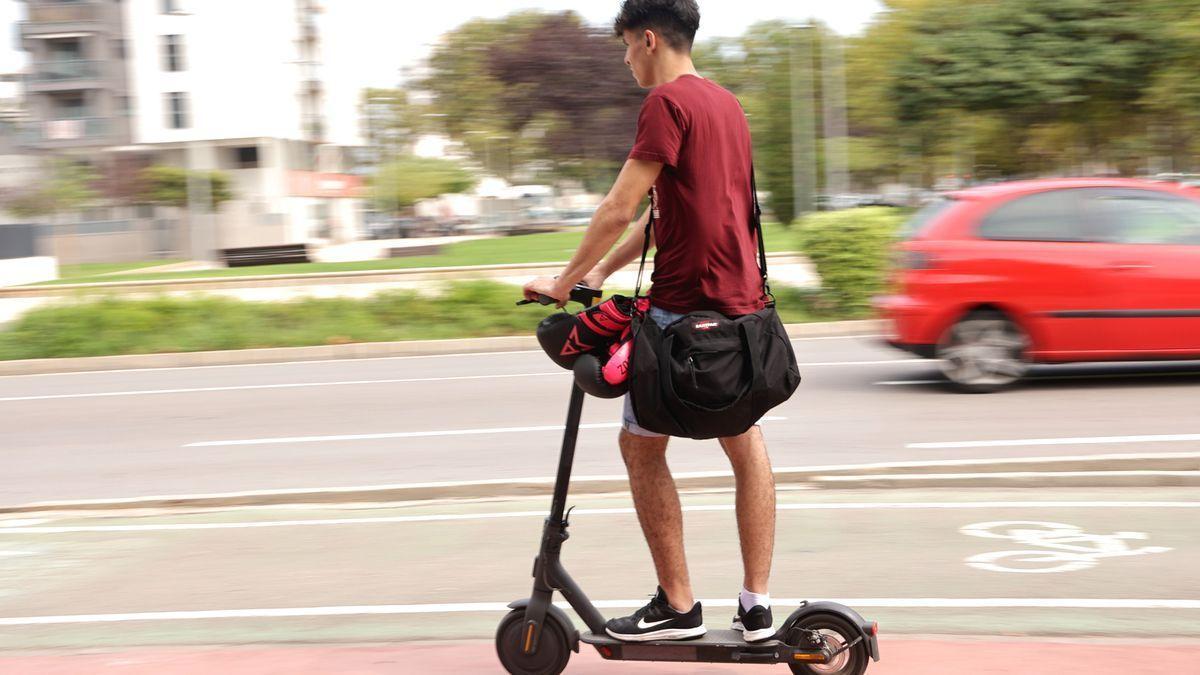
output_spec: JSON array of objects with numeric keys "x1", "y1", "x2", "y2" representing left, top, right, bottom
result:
[{"x1": 795, "y1": 207, "x2": 905, "y2": 316}]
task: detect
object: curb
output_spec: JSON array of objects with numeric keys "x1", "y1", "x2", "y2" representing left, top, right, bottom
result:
[
  {"x1": 4, "y1": 452, "x2": 1196, "y2": 515},
  {"x1": 0, "y1": 320, "x2": 884, "y2": 376}
]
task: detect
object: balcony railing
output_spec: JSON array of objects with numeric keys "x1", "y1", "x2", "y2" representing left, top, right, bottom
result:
[
  {"x1": 26, "y1": 1, "x2": 104, "y2": 25},
  {"x1": 17, "y1": 117, "x2": 109, "y2": 143},
  {"x1": 29, "y1": 59, "x2": 103, "y2": 83}
]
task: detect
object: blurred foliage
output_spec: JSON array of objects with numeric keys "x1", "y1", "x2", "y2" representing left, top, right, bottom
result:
[
  {"x1": 0, "y1": 160, "x2": 99, "y2": 217},
  {"x1": 369, "y1": 156, "x2": 475, "y2": 213},
  {"x1": 851, "y1": 0, "x2": 1200, "y2": 181},
  {"x1": 419, "y1": 11, "x2": 643, "y2": 190},
  {"x1": 796, "y1": 207, "x2": 906, "y2": 315},
  {"x1": 0, "y1": 280, "x2": 832, "y2": 361},
  {"x1": 138, "y1": 165, "x2": 233, "y2": 209},
  {"x1": 0, "y1": 283, "x2": 557, "y2": 360},
  {"x1": 394, "y1": 2, "x2": 1200, "y2": 197}
]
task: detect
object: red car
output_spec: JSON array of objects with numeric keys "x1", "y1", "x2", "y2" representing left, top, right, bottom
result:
[{"x1": 875, "y1": 178, "x2": 1200, "y2": 392}]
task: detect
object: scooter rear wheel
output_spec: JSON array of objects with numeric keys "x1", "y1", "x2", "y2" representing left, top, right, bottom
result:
[
  {"x1": 787, "y1": 613, "x2": 869, "y2": 675},
  {"x1": 496, "y1": 609, "x2": 572, "y2": 675}
]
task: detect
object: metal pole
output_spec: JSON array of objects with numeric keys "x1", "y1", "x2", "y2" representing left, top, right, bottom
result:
[
  {"x1": 792, "y1": 25, "x2": 818, "y2": 218},
  {"x1": 821, "y1": 32, "x2": 850, "y2": 201}
]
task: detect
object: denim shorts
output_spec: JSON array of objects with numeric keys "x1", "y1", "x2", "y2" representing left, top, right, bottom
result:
[{"x1": 621, "y1": 305, "x2": 686, "y2": 438}]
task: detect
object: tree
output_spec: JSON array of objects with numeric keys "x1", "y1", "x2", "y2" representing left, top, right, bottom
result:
[
  {"x1": 883, "y1": 0, "x2": 1159, "y2": 176},
  {"x1": 370, "y1": 157, "x2": 475, "y2": 214},
  {"x1": 138, "y1": 165, "x2": 233, "y2": 209},
  {"x1": 420, "y1": 11, "x2": 643, "y2": 189}
]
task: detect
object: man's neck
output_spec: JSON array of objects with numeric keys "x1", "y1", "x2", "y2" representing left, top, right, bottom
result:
[{"x1": 651, "y1": 55, "x2": 700, "y2": 88}]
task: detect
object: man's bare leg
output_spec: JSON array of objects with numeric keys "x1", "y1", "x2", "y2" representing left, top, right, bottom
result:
[
  {"x1": 618, "y1": 429, "x2": 695, "y2": 612},
  {"x1": 718, "y1": 426, "x2": 775, "y2": 594}
]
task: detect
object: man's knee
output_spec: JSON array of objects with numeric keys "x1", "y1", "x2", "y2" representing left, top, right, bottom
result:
[
  {"x1": 719, "y1": 425, "x2": 767, "y2": 461},
  {"x1": 619, "y1": 429, "x2": 669, "y2": 465}
]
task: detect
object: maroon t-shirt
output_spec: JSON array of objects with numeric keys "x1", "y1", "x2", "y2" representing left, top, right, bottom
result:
[{"x1": 628, "y1": 74, "x2": 765, "y2": 316}]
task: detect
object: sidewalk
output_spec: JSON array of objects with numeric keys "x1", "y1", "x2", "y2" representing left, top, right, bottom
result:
[{"x1": 3, "y1": 638, "x2": 1196, "y2": 674}]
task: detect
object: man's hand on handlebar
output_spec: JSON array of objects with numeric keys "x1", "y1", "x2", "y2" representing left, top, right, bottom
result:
[
  {"x1": 518, "y1": 278, "x2": 603, "y2": 308},
  {"x1": 522, "y1": 276, "x2": 570, "y2": 308}
]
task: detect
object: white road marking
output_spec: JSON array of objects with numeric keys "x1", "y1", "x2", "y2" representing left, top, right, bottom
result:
[
  {"x1": 910, "y1": 433, "x2": 1200, "y2": 449},
  {"x1": 0, "y1": 372, "x2": 566, "y2": 402},
  {"x1": 0, "y1": 334, "x2": 883, "y2": 380},
  {"x1": 1, "y1": 598, "x2": 1196, "y2": 626},
  {"x1": 15, "y1": 451, "x2": 1199, "y2": 511},
  {"x1": 2, "y1": 502, "x2": 1195, "y2": 534},
  {"x1": 184, "y1": 416, "x2": 788, "y2": 447},
  {"x1": 817, "y1": 470, "x2": 1200, "y2": 483},
  {"x1": 961, "y1": 521, "x2": 1171, "y2": 574},
  {"x1": 0, "y1": 550, "x2": 35, "y2": 558},
  {"x1": 879, "y1": 369, "x2": 1200, "y2": 387}
]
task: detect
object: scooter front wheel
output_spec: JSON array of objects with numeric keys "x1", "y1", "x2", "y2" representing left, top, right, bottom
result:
[
  {"x1": 496, "y1": 608, "x2": 572, "y2": 675},
  {"x1": 787, "y1": 613, "x2": 869, "y2": 675}
]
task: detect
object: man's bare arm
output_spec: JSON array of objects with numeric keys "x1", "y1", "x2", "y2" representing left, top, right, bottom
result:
[
  {"x1": 584, "y1": 206, "x2": 654, "y2": 289},
  {"x1": 524, "y1": 158, "x2": 662, "y2": 303}
]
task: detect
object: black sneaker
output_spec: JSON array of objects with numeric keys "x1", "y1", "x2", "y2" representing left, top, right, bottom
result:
[
  {"x1": 604, "y1": 587, "x2": 706, "y2": 642},
  {"x1": 731, "y1": 602, "x2": 774, "y2": 643}
]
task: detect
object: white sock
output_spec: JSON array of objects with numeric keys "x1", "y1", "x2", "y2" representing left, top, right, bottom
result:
[{"x1": 739, "y1": 588, "x2": 770, "y2": 612}]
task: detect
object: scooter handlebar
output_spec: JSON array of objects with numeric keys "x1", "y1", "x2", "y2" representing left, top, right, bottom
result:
[{"x1": 517, "y1": 284, "x2": 602, "y2": 308}]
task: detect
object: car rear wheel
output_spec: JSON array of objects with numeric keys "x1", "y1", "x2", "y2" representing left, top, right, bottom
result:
[{"x1": 937, "y1": 310, "x2": 1029, "y2": 393}]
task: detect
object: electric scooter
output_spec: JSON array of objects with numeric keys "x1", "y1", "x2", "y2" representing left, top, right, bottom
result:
[{"x1": 497, "y1": 285, "x2": 880, "y2": 674}]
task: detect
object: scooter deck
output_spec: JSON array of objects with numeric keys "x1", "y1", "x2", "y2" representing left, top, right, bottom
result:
[{"x1": 580, "y1": 629, "x2": 832, "y2": 665}]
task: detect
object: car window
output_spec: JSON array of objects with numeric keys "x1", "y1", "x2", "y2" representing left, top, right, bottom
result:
[
  {"x1": 978, "y1": 189, "x2": 1087, "y2": 242},
  {"x1": 900, "y1": 198, "x2": 954, "y2": 239},
  {"x1": 1082, "y1": 189, "x2": 1200, "y2": 245}
]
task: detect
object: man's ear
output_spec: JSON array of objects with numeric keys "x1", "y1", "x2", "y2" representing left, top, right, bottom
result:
[{"x1": 643, "y1": 29, "x2": 655, "y2": 50}]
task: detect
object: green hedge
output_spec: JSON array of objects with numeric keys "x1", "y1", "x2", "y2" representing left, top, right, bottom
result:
[
  {"x1": 0, "y1": 281, "x2": 840, "y2": 361},
  {"x1": 795, "y1": 207, "x2": 906, "y2": 316}
]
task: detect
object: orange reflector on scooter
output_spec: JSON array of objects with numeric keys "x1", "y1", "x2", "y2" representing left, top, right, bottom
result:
[
  {"x1": 793, "y1": 653, "x2": 827, "y2": 662},
  {"x1": 871, "y1": 621, "x2": 879, "y2": 636},
  {"x1": 524, "y1": 623, "x2": 535, "y2": 652}
]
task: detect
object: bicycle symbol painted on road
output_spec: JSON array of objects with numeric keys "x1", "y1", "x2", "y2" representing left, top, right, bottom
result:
[{"x1": 960, "y1": 521, "x2": 1171, "y2": 574}]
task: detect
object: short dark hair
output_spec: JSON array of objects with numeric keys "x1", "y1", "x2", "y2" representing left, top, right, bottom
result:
[{"x1": 613, "y1": 0, "x2": 700, "y2": 53}]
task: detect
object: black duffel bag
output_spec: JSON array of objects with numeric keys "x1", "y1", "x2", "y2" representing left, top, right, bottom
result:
[{"x1": 626, "y1": 170, "x2": 801, "y2": 440}]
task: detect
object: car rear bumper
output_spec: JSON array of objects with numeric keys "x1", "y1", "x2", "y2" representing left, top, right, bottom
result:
[{"x1": 874, "y1": 294, "x2": 939, "y2": 358}]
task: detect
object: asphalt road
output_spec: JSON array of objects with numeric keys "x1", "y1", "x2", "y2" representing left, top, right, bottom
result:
[
  {"x1": 0, "y1": 487, "x2": 1196, "y2": 673},
  {"x1": 4, "y1": 336, "x2": 1200, "y2": 504}
]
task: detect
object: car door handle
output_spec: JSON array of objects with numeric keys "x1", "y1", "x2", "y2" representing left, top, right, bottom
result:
[{"x1": 1107, "y1": 263, "x2": 1153, "y2": 271}]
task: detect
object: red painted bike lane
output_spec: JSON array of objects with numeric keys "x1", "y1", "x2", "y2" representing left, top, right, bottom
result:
[{"x1": 2, "y1": 638, "x2": 1197, "y2": 674}]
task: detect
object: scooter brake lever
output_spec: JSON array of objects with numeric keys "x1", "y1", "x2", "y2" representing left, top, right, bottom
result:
[{"x1": 563, "y1": 505, "x2": 576, "y2": 526}]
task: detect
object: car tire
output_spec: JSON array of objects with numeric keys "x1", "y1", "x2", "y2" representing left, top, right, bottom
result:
[{"x1": 936, "y1": 310, "x2": 1030, "y2": 393}]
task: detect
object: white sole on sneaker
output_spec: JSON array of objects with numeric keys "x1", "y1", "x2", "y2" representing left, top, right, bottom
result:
[
  {"x1": 732, "y1": 620, "x2": 775, "y2": 643},
  {"x1": 604, "y1": 625, "x2": 707, "y2": 642}
]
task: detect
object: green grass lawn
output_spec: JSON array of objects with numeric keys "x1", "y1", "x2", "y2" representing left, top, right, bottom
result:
[
  {"x1": 37, "y1": 224, "x2": 796, "y2": 286},
  {"x1": 57, "y1": 259, "x2": 186, "y2": 279}
]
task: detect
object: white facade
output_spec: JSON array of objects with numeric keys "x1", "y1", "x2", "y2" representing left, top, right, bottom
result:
[
  {"x1": 125, "y1": 0, "x2": 310, "y2": 145},
  {"x1": 117, "y1": 0, "x2": 364, "y2": 247}
]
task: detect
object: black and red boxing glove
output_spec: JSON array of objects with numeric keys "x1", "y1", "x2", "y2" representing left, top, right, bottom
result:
[{"x1": 535, "y1": 295, "x2": 637, "y2": 370}]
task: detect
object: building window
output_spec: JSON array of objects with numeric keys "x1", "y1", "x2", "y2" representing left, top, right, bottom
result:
[
  {"x1": 162, "y1": 35, "x2": 185, "y2": 72},
  {"x1": 165, "y1": 92, "x2": 189, "y2": 129},
  {"x1": 234, "y1": 146, "x2": 259, "y2": 169}
]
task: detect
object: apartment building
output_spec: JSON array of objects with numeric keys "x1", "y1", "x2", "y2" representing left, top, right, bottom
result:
[{"x1": 16, "y1": 0, "x2": 363, "y2": 255}]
